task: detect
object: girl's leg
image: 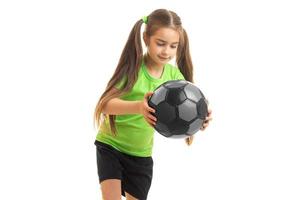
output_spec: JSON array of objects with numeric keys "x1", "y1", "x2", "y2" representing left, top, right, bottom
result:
[{"x1": 100, "y1": 179, "x2": 122, "y2": 200}]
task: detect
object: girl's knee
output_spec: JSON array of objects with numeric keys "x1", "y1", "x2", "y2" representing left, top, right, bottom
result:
[{"x1": 100, "y1": 179, "x2": 122, "y2": 200}]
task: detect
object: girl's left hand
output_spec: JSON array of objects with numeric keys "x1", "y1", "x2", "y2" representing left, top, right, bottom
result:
[
  {"x1": 200, "y1": 108, "x2": 212, "y2": 131},
  {"x1": 185, "y1": 107, "x2": 212, "y2": 146}
]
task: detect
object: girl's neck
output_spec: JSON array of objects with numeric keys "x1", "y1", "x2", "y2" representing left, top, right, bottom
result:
[
  {"x1": 144, "y1": 55, "x2": 165, "y2": 79},
  {"x1": 144, "y1": 55, "x2": 163, "y2": 72}
]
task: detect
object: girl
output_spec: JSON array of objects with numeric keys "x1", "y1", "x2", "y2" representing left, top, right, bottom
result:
[{"x1": 94, "y1": 9, "x2": 212, "y2": 200}]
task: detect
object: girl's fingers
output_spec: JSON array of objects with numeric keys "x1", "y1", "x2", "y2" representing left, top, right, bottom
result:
[
  {"x1": 144, "y1": 92, "x2": 154, "y2": 100},
  {"x1": 147, "y1": 106, "x2": 155, "y2": 113},
  {"x1": 203, "y1": 119, "x2": 210, "y2": 126},
  {"x1": 200, "y1": 120, "x2": 210, "y2": 131},
  {"x1": 142, "y1": 102, "x2": 155, "y2": 115},
  {"x1": 148, "y1": 115, "x2": 156, "y2": 123},
  {"x1": 147, "y1": 119, "x2": 156, "y2": 126},
  {"x1": 143, "y1": 97, "x2": 155, "y2": 113},
  {"x1": 207, "y1": 110, "x2": 212, "y2": 117},
  {"x1": 143, "y1": 91, "x2": 157, "y2": 127},
  {"x1": 148, "y1": 114, "x2": 157, "y2": 122},
  {"x1": 205, "y1": 116, "x2": 213, "y2": 122},
  {"x1": 206, "y1": 108, "x2": 212, "y2": 117}
]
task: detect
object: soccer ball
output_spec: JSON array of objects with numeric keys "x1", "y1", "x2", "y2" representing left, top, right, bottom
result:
[{"x1": 148, "y1": 80, "x2": 208, "y2": 138}]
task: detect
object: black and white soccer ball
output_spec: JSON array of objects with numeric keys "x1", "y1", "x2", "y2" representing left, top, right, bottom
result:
[{"x1": 148, "y1": 80, "x2": 208, "y2": 138}]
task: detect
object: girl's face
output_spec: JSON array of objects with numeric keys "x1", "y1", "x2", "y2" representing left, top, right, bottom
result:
[{"x1": 145, "y1": 27, "x2": 180, "y2": 67}]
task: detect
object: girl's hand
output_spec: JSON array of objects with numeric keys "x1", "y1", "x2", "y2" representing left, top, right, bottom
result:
[
  {"x1": 200, "y1": 107, "x2": 212, "y2": 131},
  {"x1": 185, "y1": 107, "x2": 212, "y2": 146},
  {"x1": 139, "y1": 92, "x2": 157, "y2": 127}
]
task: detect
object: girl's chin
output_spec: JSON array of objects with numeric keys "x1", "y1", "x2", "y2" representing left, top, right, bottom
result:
[
  {"x1": 157, "y1": 61, "x2": 167, "y2": 66},
  {"x1": 156, "y1": 58, "x2": 170, "y2": 64}
]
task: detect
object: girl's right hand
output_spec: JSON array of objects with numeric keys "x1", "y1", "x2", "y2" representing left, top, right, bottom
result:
[{"x1": 139, "y1": 92, "x2": 157, "y2": 127}]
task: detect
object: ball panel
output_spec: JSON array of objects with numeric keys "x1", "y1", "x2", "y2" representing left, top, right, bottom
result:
[
  {"x1": 156, "y1": 102, "x2": 176, "y2": 124},
  {"x1": 164, "y1": 80, "x2": 187, "y2": 89},
  {"x1": 167, "y1": 118, "x2": 189, "y2": 135},
  {"x1": 155, "y1": 121, "x2": 172, "y2": 137},
  {"x1": 184, "y1": 84, "x2": 204, "y2": 103},
  {"x1": 187, "y1": 118, "x2": 202, "y2": 135},
  {"x1": 166, "y1": 88, "x2": 186, "y2": 106},
  {"x1": 149, "y1": 86, "x2": 168, "y2": 106},
  {"x1": 178, "y1": 99, "x2": 198, "y2": 122},
  {"x1": 169, "y1": 134, "x2": 188, "y2": 139}
]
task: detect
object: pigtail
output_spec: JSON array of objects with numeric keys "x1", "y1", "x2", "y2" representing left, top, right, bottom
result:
[
  {"x1": 94, "y1": 19, "x2": 144, "y2": 134},
  {"x1": 176, "y1": 28, "x2": 194, "y2": 83}
]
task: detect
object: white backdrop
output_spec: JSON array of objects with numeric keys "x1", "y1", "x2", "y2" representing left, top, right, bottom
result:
[{"x1": 1, "y1": 0, "x2": 300, "y2": 199}]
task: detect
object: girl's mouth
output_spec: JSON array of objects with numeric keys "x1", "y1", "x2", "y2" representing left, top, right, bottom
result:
[{"x1": 158, "y1": 56, "x2": 169, "y2": 60}]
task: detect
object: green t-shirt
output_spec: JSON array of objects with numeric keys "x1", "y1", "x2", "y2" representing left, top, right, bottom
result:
[{"x1": 96, "y1": 61, "x2": 185, "y2": 157}]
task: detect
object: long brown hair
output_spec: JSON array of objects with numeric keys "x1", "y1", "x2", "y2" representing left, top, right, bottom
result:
[{"x1": 94, "y1": 9, "x2": 194, "y2": 134}]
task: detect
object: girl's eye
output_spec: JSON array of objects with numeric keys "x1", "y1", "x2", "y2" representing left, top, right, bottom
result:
[{"x1": 157, "y1": 43, "x2": 177, "y2": 49}]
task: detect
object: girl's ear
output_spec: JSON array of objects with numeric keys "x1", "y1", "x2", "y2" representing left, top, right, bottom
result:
[{"x1": 143, "y1": 32, "x2": 149, "y2": 46}]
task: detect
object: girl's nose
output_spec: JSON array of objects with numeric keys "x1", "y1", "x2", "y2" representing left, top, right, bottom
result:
[{"x1": 162, "y1": 47, "x2": 170, "y2": 55}]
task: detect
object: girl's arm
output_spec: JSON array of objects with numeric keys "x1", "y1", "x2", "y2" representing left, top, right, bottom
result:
[
  {"x1": 102, "y1": 91, "x2": 157, "y2": 126},
  {"x1": 102, "y1": 98, "x2": 142, "y2": 115}
]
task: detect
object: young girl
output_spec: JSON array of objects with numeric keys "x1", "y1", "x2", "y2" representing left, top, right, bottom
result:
[{"x1": 94, "y1": 9, "x2": 212, "y2": 200}]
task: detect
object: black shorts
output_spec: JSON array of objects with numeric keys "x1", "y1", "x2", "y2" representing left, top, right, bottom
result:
[{"x1": 95, "y1": 140, "x2": 153, "y2": 200}]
